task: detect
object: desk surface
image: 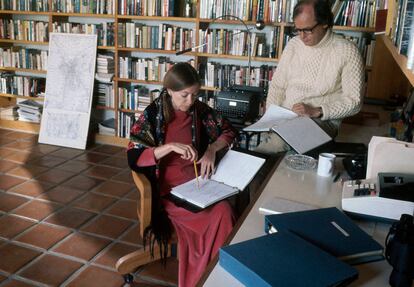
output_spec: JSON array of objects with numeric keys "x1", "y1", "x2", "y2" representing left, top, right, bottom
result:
[{"x1": 201, "y1": 154, "x2": 392, "y2": 287}]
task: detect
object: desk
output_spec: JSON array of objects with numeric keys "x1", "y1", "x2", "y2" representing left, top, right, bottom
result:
[{"x1": 200, "y1": 154, "x2": 393, "y2": 287}]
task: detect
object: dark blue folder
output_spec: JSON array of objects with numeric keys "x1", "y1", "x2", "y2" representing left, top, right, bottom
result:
[
  {"x1": 265, "y1": 207, "x2": 384, "y2": 265},
  {"x1": 219, "y1": 231, "x2": 358, "y2": 287}
]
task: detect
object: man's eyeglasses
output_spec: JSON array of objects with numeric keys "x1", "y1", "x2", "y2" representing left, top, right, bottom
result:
[{"x1": 292, "y1": 23, "x2": 319, "y2": 36}]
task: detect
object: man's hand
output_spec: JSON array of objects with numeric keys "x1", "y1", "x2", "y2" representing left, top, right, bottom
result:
[{"x1": 292, "y1": 103, "x2": 322, "y2": 118}]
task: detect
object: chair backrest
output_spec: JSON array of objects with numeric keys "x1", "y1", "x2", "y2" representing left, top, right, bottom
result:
[{"x1": 131, "y1": 171, "x2": 152, "y2": 238}]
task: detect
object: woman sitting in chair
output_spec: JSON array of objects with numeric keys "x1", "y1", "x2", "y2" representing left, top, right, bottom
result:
[{"x1": 127, "y1": 62, "x2": 238, "y2": 287}]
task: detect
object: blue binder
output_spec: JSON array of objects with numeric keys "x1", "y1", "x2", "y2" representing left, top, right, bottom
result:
[
  {"x1": 219, "y1": 231, "x2": 358, "y2": 287},
  {"x1": 265, "y1": 207, "x2": 384, "y2": 265}
]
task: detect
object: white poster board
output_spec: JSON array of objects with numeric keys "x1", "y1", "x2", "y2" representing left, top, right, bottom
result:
[{"x1": 39, "y1": 33, "x2": 97, "y2": 149}]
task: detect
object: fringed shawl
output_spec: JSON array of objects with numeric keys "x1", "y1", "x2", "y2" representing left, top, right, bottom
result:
[{"x1": 127, "y1": 89, "x2": 238, "y2": 260}]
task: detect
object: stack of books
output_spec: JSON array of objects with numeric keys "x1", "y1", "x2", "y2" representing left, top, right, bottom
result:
[
  {"x1": 16, "y1": 100, "x2": 43, "y2": 123},
  {"x1": 219, "y1": 207, "x2": 384, "y2": 286},
  {"x1": 0, "y1": 105, "x2": 18, "y2": 121},
  {"x1": 98, "y1": 118, "x2": 115, "y2": 136},
  {"x1": 95, "y1": 53, "x2": 115, "y2": 108}
]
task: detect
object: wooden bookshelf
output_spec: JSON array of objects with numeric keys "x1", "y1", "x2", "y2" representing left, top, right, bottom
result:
[
  {"x1": 366, "y1": 35, "x2": 413, "y2": 100},
  {"x1": 0, "y1": 0, "x2": 382, "y2": 144},
  {"x1": 0, "y1": 94, "x2": 44, "y2": 101},
  {"x1": 0, "y1": 67, "x2": 47, "y2": 74}
]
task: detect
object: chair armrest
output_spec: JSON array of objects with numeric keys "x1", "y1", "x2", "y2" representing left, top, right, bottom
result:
[{"x1": 131, "y1": 171, "x2": 152, "y2": 238}]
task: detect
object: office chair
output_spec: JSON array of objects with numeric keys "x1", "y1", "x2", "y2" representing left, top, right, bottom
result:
[{"x1": 115, "y1": 171, "x2": 176, "y2": 283}]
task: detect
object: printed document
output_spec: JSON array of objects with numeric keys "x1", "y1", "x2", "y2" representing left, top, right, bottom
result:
[{"x1": 243, "y1": 104, "x2": 332, "y2": 154}]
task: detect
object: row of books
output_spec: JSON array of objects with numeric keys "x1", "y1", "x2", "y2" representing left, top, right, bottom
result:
[
  {"x1": 390, "y1": 0, "x2": 414, "y2": 65},
  {"x1": 0, "y1": 20, "x2": 49, "y2": 42},
  {"x1": 118, "y1": 56, "x2": 175, "y2": 81},
  {"x1": 117, "y1": 111, "x2": 136, "y2": 138},
  {"x1": 0, "y1": 48, "x2": 48, "y2": 71},
  {"x1": 52, "y1": 0, "x2": 115, "y2": 14},
  {"x1": 333, "y1": 0, "x2": 378, "y2": 28},
  {"x1": 198, "y1": 29, "x2": 271, "y2": 58},
  {"x1": 96, "y1": 82, "x2": 114, "y2": 108},
  {"x1": 117, "y1": 22, "x2": 195, "y2": 51},
  {"x1": 335, "y1": 33, "x2": 376, "y2": 65},
  {"x1": 52, "y1": 22, "x2": 115, "y2": 47},
  {"x1": 199, "y1": 0, "x2": 284, "y2": 23},
  {"x1": 200, "y1": 63, "x2": 276, "y2": 89},
  {"x1": 118, "y1": 85, "x2": 160, "y2": 110},
  {"x1": 0, "y1": 0, "x2": 49, "y2": 11},
  {"x1": 118, "y1": 0, "x2": 176, "y2": 17},
  {"x1": 0, "y1": 73, "x2": 45, "y2": 97}
]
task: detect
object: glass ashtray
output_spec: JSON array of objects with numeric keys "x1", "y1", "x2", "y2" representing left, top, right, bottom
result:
[{"x1": 284, "y1": 154, "x2": 317, "y2": 170}]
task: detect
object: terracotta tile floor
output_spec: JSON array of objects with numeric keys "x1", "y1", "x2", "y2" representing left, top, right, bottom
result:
[{"x1": 0, "y1": 129, "x2": 178, "y2": 287}]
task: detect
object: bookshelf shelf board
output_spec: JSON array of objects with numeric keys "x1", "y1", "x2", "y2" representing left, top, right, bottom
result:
[
  {"x1": 0, "y1": 93, "x2": 44, "y2": 100},
  {"x1": 95, "y1": 133, "x2": 128, "y2": 146},
  {"x1": 117, "y1": 15, "x2": 196, "y2": 22},
  {"x1": 0, "y1": 39, "x2": 48, "y2": 45},
  {"x1": 95, "y1": 105, "x2": 115, "y2": 111},
  {"x1": 116, "y1": 78, "x2": 163, "y2": 85},
  {"x1": 196, "y1": 52, "x2": 278, "y2": 62},
  {"x1": 0, "y1": 67, "x2": 46, "y2": 74},
  {"x1": 201, "y1": 86, "x2": 220, "y2": 91},
  {"x1": 117, "y1": 47, "x2": 183, "y2": 54},
  {"x1": 50, "y1": 12, "x2": 115, "y2": 18},
  {"x1": 381, "y1": 35, "x2": 414, "y2": 85},
  {"x1": 120, "y1": 108, "x2": 143, "y2": 113},
  {"x1": 0, "y1": 10, "x2": 49, "y2": 15},
  {"x1": 98, "y1": 46, "x2": 115, "y2": 50},
  {"x1": 0, "y1": 119, "x2": 39, "y2": 132},
  {"x1": 333, "y1": 26, "x2": 375, "y2": 32}
]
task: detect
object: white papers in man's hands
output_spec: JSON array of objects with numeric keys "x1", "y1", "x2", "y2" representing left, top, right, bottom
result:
[
  {"x1": 171, "y1": 178, "x2": 238, "y2": 208},
  {"x1": 243, "y1": 105, "x2": 297, "y2": 132},
  {"x1": 271, "y1": 117, "x2": 331, "y2": 154}
]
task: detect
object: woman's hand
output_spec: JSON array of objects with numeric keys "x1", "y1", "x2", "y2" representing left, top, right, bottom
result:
[
  {"x1": 292, "y1": 103, "x2": 322, "y2": 118},
  {"x1": 154, "y1": 142, "x2": 197, "y2": 161},
  {"x1": 197, "y1": 145, "x2": 216, "y2": 178},
  {"x1": 168, "y1": 143, "x2": 198, "y2": 161}
]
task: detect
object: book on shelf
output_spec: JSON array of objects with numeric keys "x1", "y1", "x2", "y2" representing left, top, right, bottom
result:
[
  {"x1": 98, "y1": 118, "x2": 115, "y2": 136},
  {"x1": 243, "y1": 104, "x2": 332, "y2": 155},
  {"x1": 265, "y1": 207, "x2": 384, "y2": 265},
  {"x1": 219, "y1": 231, "x2": 358, "y2": 287},
  {"x1": 170, "y1": 150, "x2": 266, "y2": 209}
]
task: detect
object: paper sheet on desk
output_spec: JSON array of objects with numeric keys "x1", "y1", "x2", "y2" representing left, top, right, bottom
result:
[{"x1": 366, "y1": 136, "x2": 414, "y2": 179}]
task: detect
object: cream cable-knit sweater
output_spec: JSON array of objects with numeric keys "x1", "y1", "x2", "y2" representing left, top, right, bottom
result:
[{"x1": 267, "y1": 29, "x2": 364, "y2": 131}]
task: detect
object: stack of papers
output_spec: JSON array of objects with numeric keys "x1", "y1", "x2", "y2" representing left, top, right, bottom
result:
[
  {"x1": 243, "y1": 104, "x2": 332, "y2": 154},
  {"x1": 98, "y1": 118, "x2": 115, "y2": 136},
  {"x1": 170, "y1": 150, "x2": 266, "y2": 209},
  {"x1": 17, "y1": 100, "x2": 43, "y2": 123}
]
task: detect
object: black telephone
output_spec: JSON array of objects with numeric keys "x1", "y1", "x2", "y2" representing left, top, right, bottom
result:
[{"x1": 342, "y1": 153, "x2": 367, "y2": 180}]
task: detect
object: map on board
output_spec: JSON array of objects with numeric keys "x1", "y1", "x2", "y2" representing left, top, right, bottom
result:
[{"x1": 39, "y1": 33, "x2": 97, "y2": 149}]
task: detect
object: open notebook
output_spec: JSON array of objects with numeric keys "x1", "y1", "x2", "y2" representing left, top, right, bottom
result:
[
  {"x1": 243, "y1": 105, "x2": 332, "y2": 154},
  {"x1": 170, "y1": 150, "x2": 266, "y2": 209}
]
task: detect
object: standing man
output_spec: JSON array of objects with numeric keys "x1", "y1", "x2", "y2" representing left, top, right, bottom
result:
[{"x1": 255, "y1": 0, "x2": 364, "y2": 154}]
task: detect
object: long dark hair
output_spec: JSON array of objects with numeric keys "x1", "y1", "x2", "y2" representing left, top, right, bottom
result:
[
  {"x1": 162, "y1": 62, "x2": 201, "y2": 122},
  {"x1": 293, "y1": 0, "x2": 334, "y2": 28}
]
